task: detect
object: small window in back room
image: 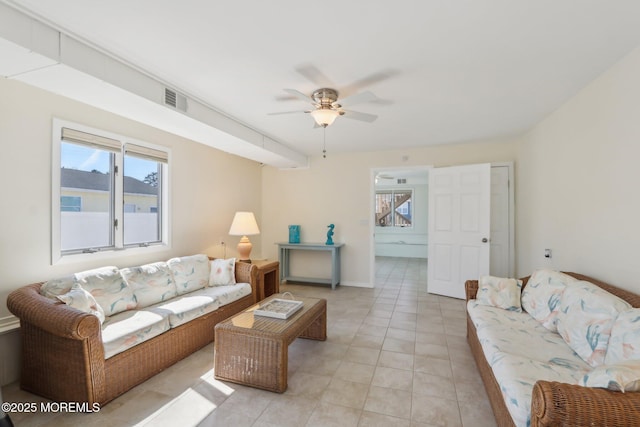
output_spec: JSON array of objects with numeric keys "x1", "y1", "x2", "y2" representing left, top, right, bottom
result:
[{"x1": 375, "y1": 189, "x2": 413, "y2": 227}]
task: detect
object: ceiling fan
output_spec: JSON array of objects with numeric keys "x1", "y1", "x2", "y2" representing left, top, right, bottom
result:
[{"x1": 269, "y1": 64, "x2": 396, "y2": 128}]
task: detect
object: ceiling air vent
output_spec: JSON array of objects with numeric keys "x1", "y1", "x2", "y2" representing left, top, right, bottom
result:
[
  {"x1": 163, "y1": 88, "x2": 188, "y2": 112},
  {"x1": 397, "y1": 178, "x2": 407, "y2": 184}
]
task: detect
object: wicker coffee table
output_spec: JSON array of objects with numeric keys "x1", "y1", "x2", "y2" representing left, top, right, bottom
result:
[{"x1": 214, "y1": 294, "x2": 327, "y2": 392}]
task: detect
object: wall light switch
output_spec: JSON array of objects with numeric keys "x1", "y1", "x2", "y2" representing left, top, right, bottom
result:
[{"x1": 544, "y1": 249, "x2": 552, "y2": 258}]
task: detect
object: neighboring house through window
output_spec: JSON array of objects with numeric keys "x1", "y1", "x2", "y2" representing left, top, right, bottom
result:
[{"x1": 52, "y1": 119, "x2": 170, "y2": 261}]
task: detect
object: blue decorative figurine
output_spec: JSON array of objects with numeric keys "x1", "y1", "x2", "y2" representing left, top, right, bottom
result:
[{"x1": 326, "y1": 224, "x2": 335, "y2": 245}]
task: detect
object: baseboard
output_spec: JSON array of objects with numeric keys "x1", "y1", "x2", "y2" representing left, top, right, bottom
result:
[
  {"x1": 341, "y1": 281, "x2": 374, "y2": 288},
  {"x1": 0, "y1": 316, "x2": 19, "y2": 335}
]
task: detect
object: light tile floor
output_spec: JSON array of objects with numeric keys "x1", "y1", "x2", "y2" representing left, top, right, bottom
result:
[{"x1": 2, "y1": 257, "x2": 497, "y2": 426}]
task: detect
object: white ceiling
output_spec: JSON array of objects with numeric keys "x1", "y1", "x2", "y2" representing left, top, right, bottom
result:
[{"x1": 6, "y1": 0, "x2": 640, "y2": 158}]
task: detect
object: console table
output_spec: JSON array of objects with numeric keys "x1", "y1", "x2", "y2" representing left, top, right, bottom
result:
[{"x1": 277, "y1": 242, "x2": 344, "y2": 290}]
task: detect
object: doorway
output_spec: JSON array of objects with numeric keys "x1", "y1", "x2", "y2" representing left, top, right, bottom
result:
[
  {"x1": 371, "y1": 166, "x2": 430, "y2": 290},
  {"x1": 370, "y1": 162, "x2": 514, "y2": 295}
]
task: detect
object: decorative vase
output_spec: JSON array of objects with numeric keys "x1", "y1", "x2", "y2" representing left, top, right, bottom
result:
[{"x1": 288, "y1": 225, "x2": 300, "y2": 243}]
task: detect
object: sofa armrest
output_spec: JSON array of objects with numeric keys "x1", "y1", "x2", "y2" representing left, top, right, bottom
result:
[
  {"x1": 465, "y1": 280, "x2": 479, "y2": 301},
  {"x1": 531, "y1": 380, "x2": 640, "y2": 426},
  {"x1": 234, "y1": 261, "x2": 259, "y2": 303},
  {"x1": 7, "y1": 283, "x2": 101, "y2": 340}
]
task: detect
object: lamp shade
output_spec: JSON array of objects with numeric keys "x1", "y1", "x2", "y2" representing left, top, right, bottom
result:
[
  {"x1": 311, "y1": 108, "x2": 339, "y2": 127},
  {"x1": 228, "y1": 212, "x2": 260, "y2": 236}
]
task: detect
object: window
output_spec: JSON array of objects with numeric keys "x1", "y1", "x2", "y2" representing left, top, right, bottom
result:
[
  {"x1": 53, "y1": 120, "x2": 169, "y2": 261},
  {"x1": 60, "y1": 196, "x2": 81, "y2": 212},
  {"x1": 124, "y1": 144, "x2": 165, "y2": 246},
  {"x1": 375, "y1": 189, "x2": 413, "y2": 227}
]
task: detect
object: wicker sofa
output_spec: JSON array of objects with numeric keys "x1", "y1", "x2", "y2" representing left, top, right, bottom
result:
[
  {"x1": 7, "y1": 255, "x2": 258, "y2": 406},
  {"x1": 466, "y1": 272, "x2": 640, "y2": 427}
]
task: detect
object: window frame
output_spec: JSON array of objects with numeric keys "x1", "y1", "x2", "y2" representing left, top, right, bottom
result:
[{"x1": 52, "y1": 119, "x2": 170, "y2": 265}]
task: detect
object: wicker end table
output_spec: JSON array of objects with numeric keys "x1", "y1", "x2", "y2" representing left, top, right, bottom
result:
[{"x1": 214, "y1": 294, "x2": 327, "y2": 392}]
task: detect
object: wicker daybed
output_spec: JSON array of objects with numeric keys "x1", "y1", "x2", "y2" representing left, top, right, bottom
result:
[
  {"x1": 7, "y1": 260, "x2": 258, "y2": 406},
  {"x1": 465, "y1": 272, "x2": 640, "y2": 427}
]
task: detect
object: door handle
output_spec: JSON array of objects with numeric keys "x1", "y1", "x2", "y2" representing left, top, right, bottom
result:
[{"x1": 482, "y1": 238, "x2": 489, "y2": 243}]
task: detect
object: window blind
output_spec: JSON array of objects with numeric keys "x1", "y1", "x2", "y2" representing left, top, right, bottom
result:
[
  {"x1": 125, "y1": 143, "x2": 168, "y2": 163},
  {"x1": 61, "y1": 127, "x2": 121, "y2": 152}
]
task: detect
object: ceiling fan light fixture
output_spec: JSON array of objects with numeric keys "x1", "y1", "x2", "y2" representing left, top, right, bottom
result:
[{"x1": 311, "y1": 108, "x2": 339, "y2": 127}]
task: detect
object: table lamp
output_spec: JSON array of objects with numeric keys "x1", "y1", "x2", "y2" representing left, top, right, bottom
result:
[{"x1": 228, "y1": 211, "x2": 260, "y2": 263}]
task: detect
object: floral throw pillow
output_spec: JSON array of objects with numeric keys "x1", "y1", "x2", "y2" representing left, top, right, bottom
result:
[
  {"x1": 521, "y1": 269, "x2": 578, "y2": 332},
  {"x1": 557, "y1": 280, "x2": 631, "y2": 367},
  {"x1": 121, "y1": 261, "x2": 178, "y2": 308},
  {"x1": 168, "y1": 254, "x2": 211, "y2": 295},
  {"x1": 57, "y1": 284, "x2": 106, "y2": 324},
  {"x1": 605, "y1": 308, "x2": 640, "y2": 364},
  {"x1": 581, "y1": 360, "x2": 640, "y2": 392},
  {"x1": 209, "y1": 258, "x2": 236, "y2": 286},
  {"x1": 476, "y1": 275, "x2": 523, "y2": 312},
  {"x1": 76, "y1": 266, "x2": 137, "y2": 317},
  {"x1": 40, "y1": 275, "x2": 76, "y2": 298}
]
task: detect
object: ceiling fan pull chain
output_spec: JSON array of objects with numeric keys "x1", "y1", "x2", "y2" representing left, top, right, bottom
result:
[{"x1": 323, "y1": 126, "x2": 327, "y2": 158}]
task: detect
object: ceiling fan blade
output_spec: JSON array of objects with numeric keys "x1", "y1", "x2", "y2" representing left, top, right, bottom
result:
[
  {"x1": 338, "y1": 91, "x2": 378, "y2": 107},
  {"x1": 283, "y1": 88, "x2": 313, "y2": 103},
  {"x1": 275, "y1": 94, "x2": 299, "y2": 102},
  {"x1": 267, "y1": 110, "x2": 309, "y2": 116},
  {"x1": 369, "y1": 97, "x2": 394, "y2": 105},
  {"x1": 295, "y1": 64, "x2": 334, "y2": 87},
  {"x1": 342, "y1": 110, "x2": 378, "y2": 123},
  {"x1": 341, "y1": 69, "x2": 399, "y2": 96}
]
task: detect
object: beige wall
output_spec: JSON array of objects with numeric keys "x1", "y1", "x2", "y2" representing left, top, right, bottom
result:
[
  {"x1": 0, "y1": 78, "x2": 263, "y2": 321},
  {"x1": 516, "y1": 45, "x2": 640, "y2": 291},
  {"x1": 261, "y1": 139, "x2": 518, "y2": 287}
]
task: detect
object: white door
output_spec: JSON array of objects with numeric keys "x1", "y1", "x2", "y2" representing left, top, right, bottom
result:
[
  {"x1": 427, "y1": 163, "x2": 491, "y2": 299},
  {"x1": 490, "y1": 165, "x2": 511, "y2": 277}
]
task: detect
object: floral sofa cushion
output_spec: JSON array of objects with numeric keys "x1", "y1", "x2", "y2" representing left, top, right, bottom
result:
[
  {"x1": 198, "y1": 282, "x2": 252, "y2": 306},
  {"x1": 121, "y1": 261, "x2": 178, "y2": 308},
  {"x1": 102, "y1": 308, "x2": 170, "y2": 359},
  {"x1": 100, "y1": 282, "x2": 252, "y2": 356},
  {"x1": 57, "y1": 284, "x2": 106, "y2": 324},
  {"x1": 76, "y1": 266, "x2": 137, "y2": 317},
  {"x1": 491, "y1": 352, "x2": 588, "y2": 427},
  {"x1": 521, "y1": 269, "x2": 577, "y2": 332},
  {"x1": 476, "y1": 275, "x2": 522, "y2": 312},
  {"x1": 150, "y1": 283, "x2": 252, "y2": 329},
  {"x1": 468, "y1": 301, "x2": 588, "y2": 368},
  {"x1": 168, "y1": 254, "x2": 210, "y2": 295},
  {"x1": 581, "y1": 360, "x2": 640, "y2": 392},
  {"x1": 605, "y1": 308, "x2": 640, "y2": 364},
  {"x1": 556, "y1": 280, "x2": 631, "y2": 367},
  {"x1": 468, "y1": 300, "x2": 591, "y2": 427},
  {"x1": 150, "y1": 292, "x2": 220, "y2": 328},
  {"x1": 41, "y1": 274, "x2": 76, "y2": 298}
]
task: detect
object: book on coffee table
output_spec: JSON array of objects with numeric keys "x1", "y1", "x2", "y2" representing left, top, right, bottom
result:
[{"x1": 254, "y1": 298, "x2": 304, "y2": 319}]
